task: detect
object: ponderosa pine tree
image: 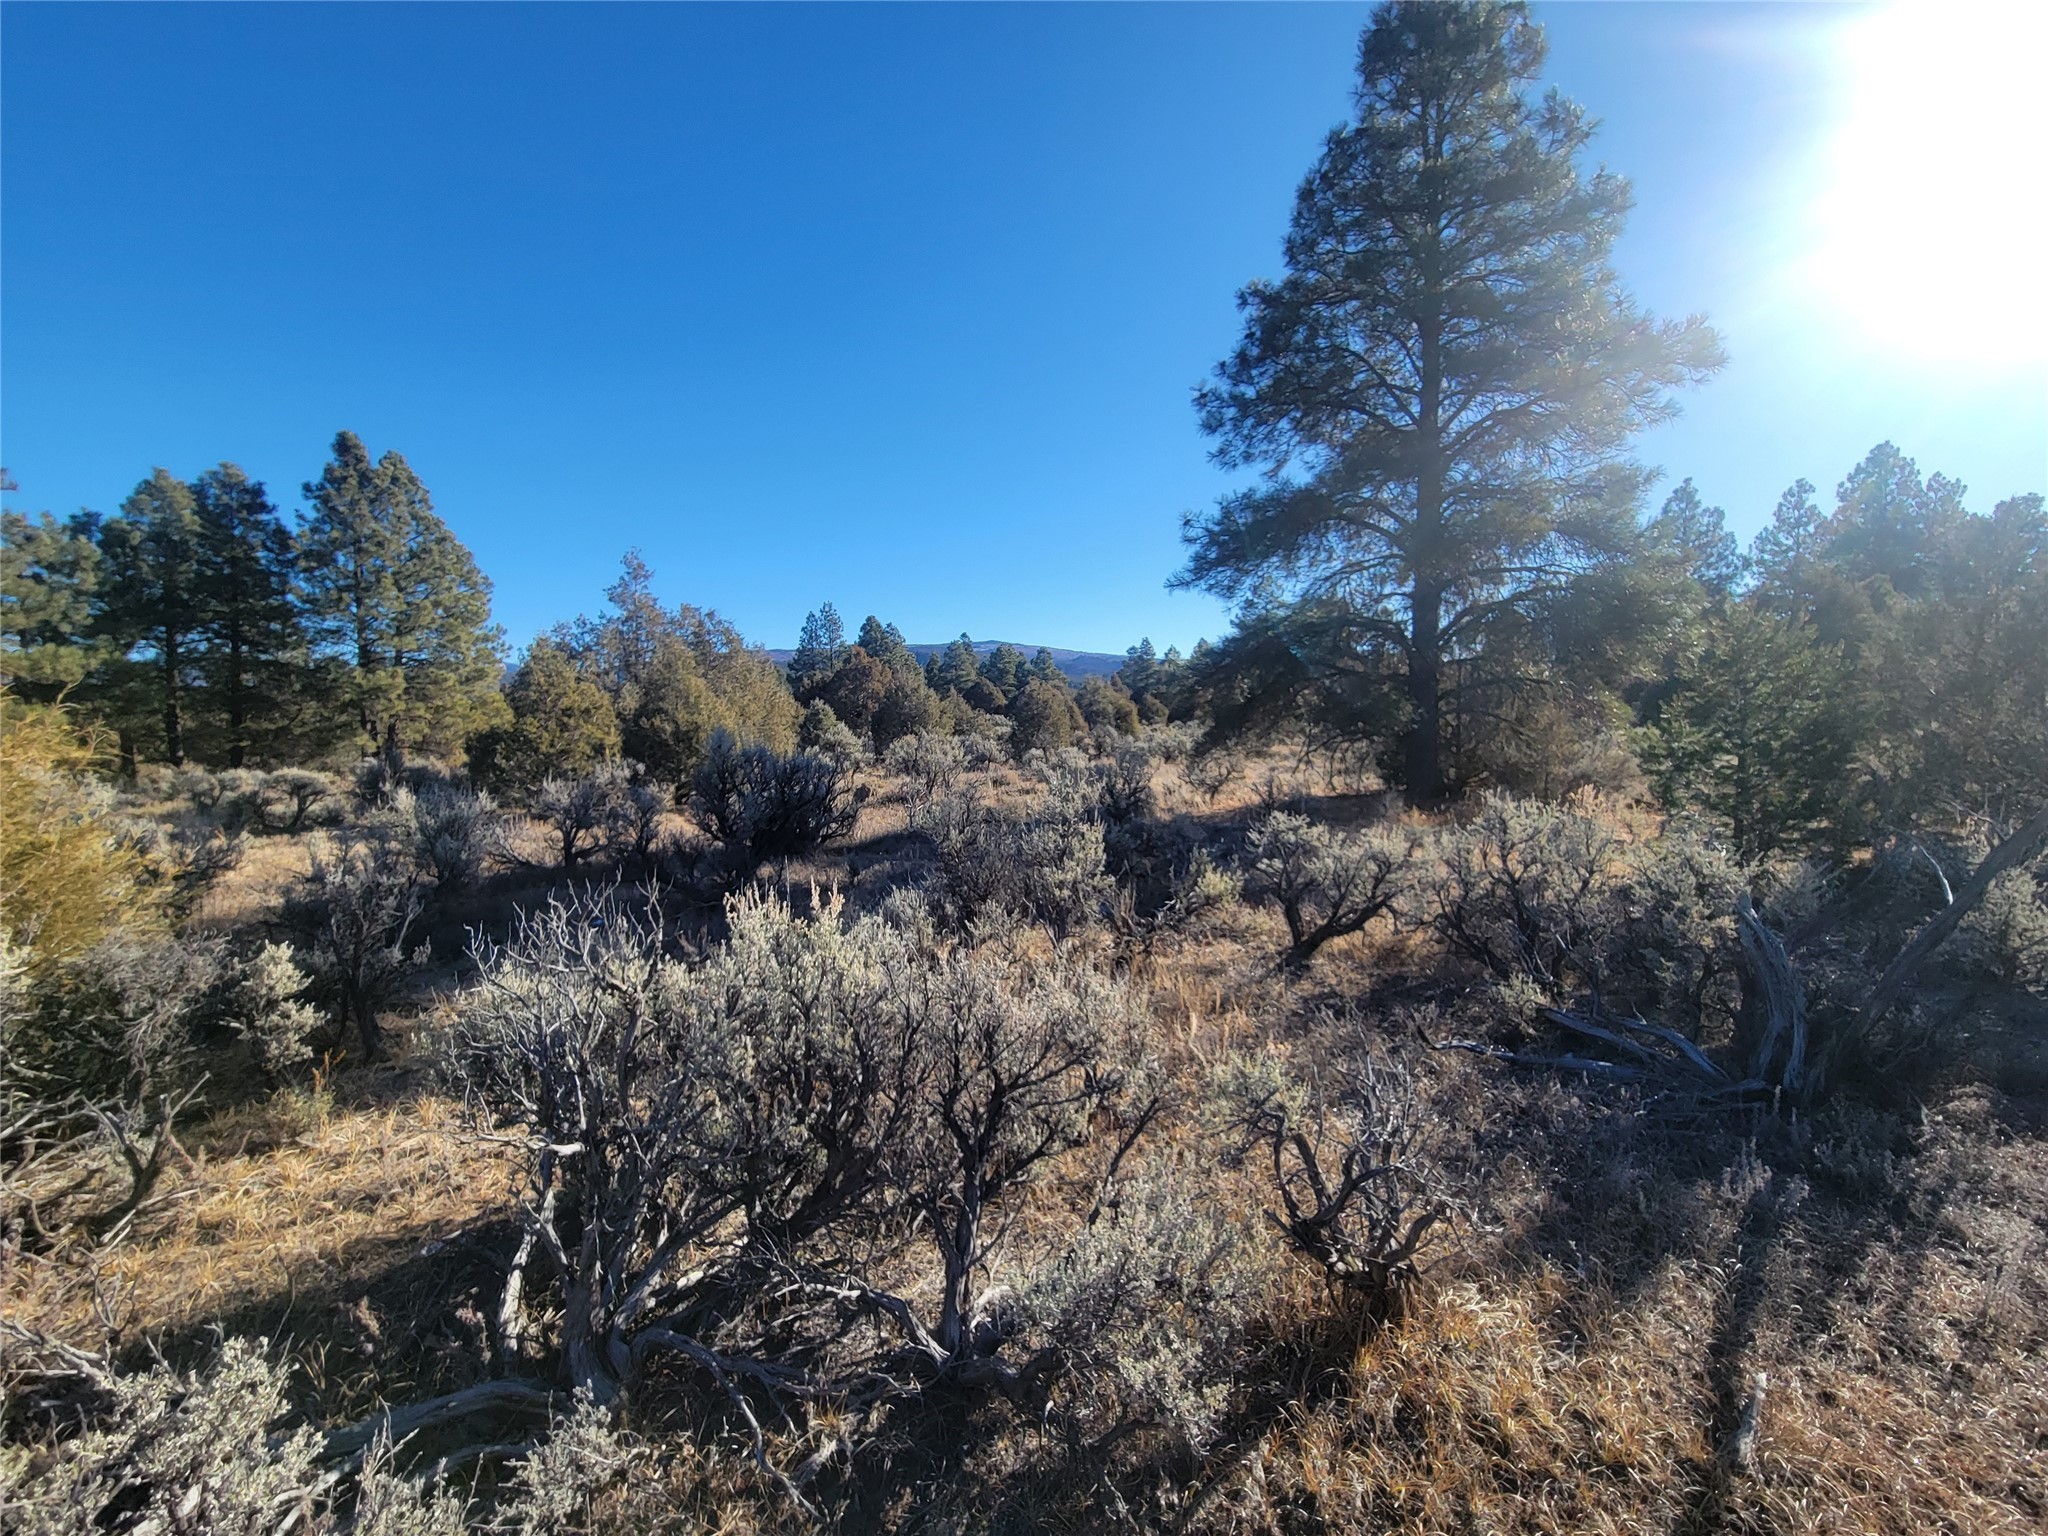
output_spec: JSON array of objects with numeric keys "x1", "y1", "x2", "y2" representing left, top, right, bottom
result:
[
  {"x1": 1176, "y1": 0, "x2": 1721, "y2": 802},
  {"x1": 786, "y1": 602, "x2": 847, "y2": 698},
  {"x1": 927, "y1": 633, "x2": 981, "y2": 698},
  {"x1": 96, "y1": 470, "x2": 206, "y2": 765},
  {"x1": 298, "y1": 431, "x2": 504, "y2": 756},
  {"x1": 979, "y1": 643, "x2": 1026, "y2": 695},
  {"x1": 1649, "y1": 479, "x2": 1744, "y2": 596},
  {"x1": 1, "y1": 478, "x2": 104, "y2": 701},
  {"x1": 190, "y1": 464, "x2": 302, "y2": 766},
  {"x1": 855, "y1": 614, "x2": 919, "y2": 682}
]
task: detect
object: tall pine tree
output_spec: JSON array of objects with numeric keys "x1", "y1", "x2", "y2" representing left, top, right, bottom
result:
[
  {"x1": 1177, "y1": 0, "x2": 1721, "y2": 801},
  {"x1": 299, "y1": 431, "x2": 503, "y2": 756},
  {"x1": 191, "y1": 463, "x2": 302, "y2": 766},
  {"x1": 96, "y1": 470, "x2": 206, "y2": 765}
]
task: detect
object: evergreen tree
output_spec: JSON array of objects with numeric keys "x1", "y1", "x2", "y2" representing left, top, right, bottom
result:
[
  {"x1": 469, "y1": 638, "x2": 620, "y2": 793},
  {"x1": 817, "y1": 646, "x2": 893, "y2": 736},
  {"x1": 929, "y1": 633, "x2": 981, "y2": 697},
  {"x1": 1, "y1": 478, "x2": 104, "y2": 699},
  {"x1": 855, "y1": 614, "x2": 919, "y2": 681},
  {"x1": 1749, "y1": 480, "x2": 1824, "y2": 590},
  {"x1": 190, "y1": 464, "x2": 302, "y2": 766},
  {"x1": 299, "y1": 431, "x2": 504, "y2": 755},
  {"x1": 787, "y1": 602, "x2": 847, "y2": 698},
  {"x1": 1008, "y1": 678, "x2": 1081, "y2": 757},
  {"x1": 1027, "y1": 647, "x2": 1064, "y2": 686},
  {"x1": 556, "y1": 555, "x2": 799, "y2": 780},
  {"x1": 96, "y1": 469, "x2": 206, "y2": 765},
  {"x1": 978, "y1": 643, "x2": 1026, "y2": 694},
  {"x1": 1646, "y1": 601, "x2": 1858, "y2": 859},
  {"x1": 1648, "y1": 479, "x2": 1744, "y2": 595},
  {"x1": 1176, "y1": 0, "x2": 1720, "y2": 802}
]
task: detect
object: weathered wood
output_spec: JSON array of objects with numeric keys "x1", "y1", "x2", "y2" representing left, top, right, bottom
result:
[
  {"x1": 321, "y1": 1378, "x2": 556, "y2": 1463},
  {"x1": 1856, "y1": 800, "x2": 2048, "y2": 1029},
  {"x1": 1738, "y1": 895, "x2": 1807, "y2": 1098}
]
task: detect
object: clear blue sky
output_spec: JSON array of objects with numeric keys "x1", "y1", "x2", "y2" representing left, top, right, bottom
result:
[{"x1": 4, "y1": 2, "x2": 2042, "y2": 658}]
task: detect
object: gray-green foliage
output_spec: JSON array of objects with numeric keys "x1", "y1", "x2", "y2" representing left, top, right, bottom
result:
[
  {"x1": 797, "y1": 698, "x2": 863, "y2": 763},
  {"x1": 255, "y1": 768, "x2": 346, "y2": 833},
  {"x1": 1425, "y1": 793, "x2": 1747, "y2": 1030},
  {"x1": 1244, "y1": 811, "x2": 1414, "y2": 965},
  {"x1": 380, "y1": 782, "x2": 503, "y2": 889},
  {"x1": 688, "y1": 730, "x2": 859, "y2": 873},
  {"x1": 0, "y1": 1336, "x2": 641, "y2": 1536},
  {"x1": 1019, "y1": 1172, "x2": 1257, "y2": 1447},
  {"x1": 885, "y1": 730, "x2": 967, "y2": 821},
  {"x1": 443, "y1": 890, "x2": 1151, "y2": 1420},
  {"x1": 533, "y1": 767, "x2": 631, "y2": 868},
  {"x1": 1221, "y1": 1045, "x2": 1448, "y2": 1317},
  {"x1": 289, "y1": 829, "x2": 427, "y2": 1061},
  {"x1": 1961, "y1": 866, "x2": 2048, "y2": 989},
  {"x1": 924, "y1": 776, "x2": 1109, "y2": 939}
]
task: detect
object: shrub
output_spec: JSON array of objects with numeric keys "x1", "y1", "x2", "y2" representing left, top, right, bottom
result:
[
  {"x1": 796, "y1": 698, "x2": 863, "y2": 763},
  {"x1": 229, "y1": 941, "x2": 325, "y2": 1079},
  {"x1": 0, "y1": 696, "x2": 161, "y2": 982},
  {"x1": 689, "y1": 731, "x2": 859, "y2": 874},
  {"x1": 1423, "y1": 793, "x2": 1747, "y2": 1033},
  {"x1": 614, "y1": 777, "x2": 670, "y2": 867},
  {"x1": 1225, "y1": 1046, "x2": 1449, "y2": 1319},
  {"x1": 925, "y1": 785, "x2": 1110, "y2": 939},
  {"x1": 1184, "y1": 748, "x2": 1242, "y2": 805},
  {"x1": 1244, "y1": 811, "x2": 1414, "y2": 966},
  {"x1": 445, "y1": 889, "x2": 1151, "y2": 1422},
  {"x1": 287, "y1": 831, "x2": 427, "y2": 1061},
  {"x1": 1020, "y1": 1173, "x2": 1257, "y2": 1448},
  {"x1": 533, "y1": 767, "x2": 630, "y2": 868},
  {"x1": 254, "y1": 767, "x2": 344, "y2": 833},
  {"x1": 383, "y1": 782, "x2": 504, "y2": 890},
  {"x1": 885, "y1": 731, "x2": 967, "y2": 820},
  {"x1": 1961, "y1": 866, "x2": 2048, "y2": 988}
]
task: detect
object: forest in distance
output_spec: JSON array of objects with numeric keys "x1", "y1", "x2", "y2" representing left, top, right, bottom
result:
[{"x1": 4, "y1": 4, "x2": 2046, "y2": 1535}]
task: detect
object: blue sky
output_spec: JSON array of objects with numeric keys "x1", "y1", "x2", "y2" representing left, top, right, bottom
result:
[{"x1": 4, "y1": 2, "x2": 2042, "y2": 657}]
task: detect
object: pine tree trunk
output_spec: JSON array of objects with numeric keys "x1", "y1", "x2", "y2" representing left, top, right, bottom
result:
[
  {"x1": 227, "y1": 625, "x2": 248, "y2": 769},
  {"x1": 1406, "y1": 591, "x2": 1445, "y2": 804},
  {"x1": 162, "y1": 631, "x2": 185, "y2": 767}
]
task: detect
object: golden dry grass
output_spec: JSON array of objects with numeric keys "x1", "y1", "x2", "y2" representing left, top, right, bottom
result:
[{"x1": 10, "y1": 752, "x2": 2044, "y2": 1535}]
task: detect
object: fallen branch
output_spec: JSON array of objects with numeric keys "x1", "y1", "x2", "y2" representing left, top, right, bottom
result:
[
  {"x1": 1857, "y1": 800, "x2": 2048, "y2": 1029},
  {"x1": 322, "y1": 1378, "x2": 557, "y2": 1465}
]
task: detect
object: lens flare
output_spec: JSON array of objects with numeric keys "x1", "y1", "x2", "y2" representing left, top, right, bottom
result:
[{"x1": 1806, "y1": 1, "x2": 2047, "y2": 375}]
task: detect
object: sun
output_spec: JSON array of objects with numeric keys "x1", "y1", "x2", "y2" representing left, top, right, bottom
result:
[{"x1": 1806, "y1": 0, "x2": 2047, "y2": 375}]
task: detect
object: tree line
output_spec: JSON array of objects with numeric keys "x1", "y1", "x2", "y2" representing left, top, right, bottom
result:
[{"x1": 1, "y1": 433, "x2": 503, "y2": 768}]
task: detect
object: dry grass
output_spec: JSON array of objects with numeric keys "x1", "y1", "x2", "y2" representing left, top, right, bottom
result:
[{"x1": 9, "y1": 752, "x2": 2045, "y2": 1535}]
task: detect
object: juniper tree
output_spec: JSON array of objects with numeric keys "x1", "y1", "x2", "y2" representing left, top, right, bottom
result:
[{"x1": 1177, "y1": 0, "x2": 1721, "y2": 802}]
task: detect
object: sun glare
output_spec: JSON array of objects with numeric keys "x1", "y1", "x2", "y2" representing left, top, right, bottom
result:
[{"x1": 1807, "y1": 1, "x2": 2047, "y2": 375}]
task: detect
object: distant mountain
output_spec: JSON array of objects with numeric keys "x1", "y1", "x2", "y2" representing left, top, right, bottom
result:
[{"x1": 764, "y1": 640, "x2": 1125, "y2": 683}]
